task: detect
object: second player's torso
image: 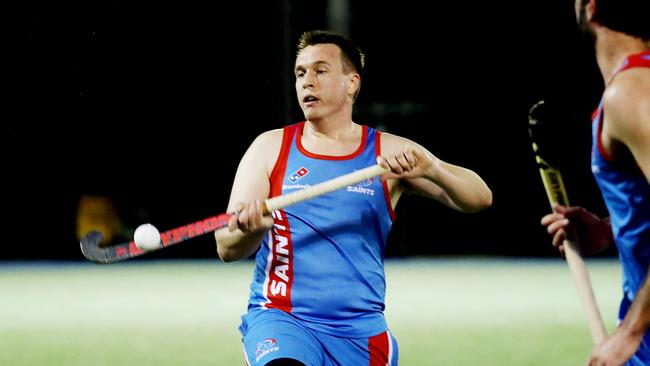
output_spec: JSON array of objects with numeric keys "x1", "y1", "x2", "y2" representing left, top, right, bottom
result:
[{"x1": 591, "y1": 51, "x2": 650, "y2": 301}]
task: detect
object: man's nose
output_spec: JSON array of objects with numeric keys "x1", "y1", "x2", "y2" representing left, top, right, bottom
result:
[{"x1": 302, "y1": 71, "x2": 315, "y2": 88}]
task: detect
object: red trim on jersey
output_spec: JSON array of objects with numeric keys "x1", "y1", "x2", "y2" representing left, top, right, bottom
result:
[
  {"x1": 368, "y1": 331, "x2": 390, "y2": 366},
  {"x1": 296, "y1": 121, "x2": 368, "y2": 160},
  {"x1": 594, "y1": 51, "x2": 650, "y2": 163},
  {"x1": 265, "y1": 209, "x2": 294, "y2": 313},
  {"x1": 594, "y1": 110, "x2": 614, "y2": 162},
  {"x1": 375, "y1": 131, "x2": 395, "y2": 221},
  {"x1": 591, "y1": 108, "x2": 599, "y2": 122},
  {"x1": 264, "y1": 123, "x2": 297, "y2": 313},
  {"x1": 615, "y1": 51, "x2": 650, "y2": 76},
  {"x1": 269, "y1": 124, "x2": 298, "y2": 191}
]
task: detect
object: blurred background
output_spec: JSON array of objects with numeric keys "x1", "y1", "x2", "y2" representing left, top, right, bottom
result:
[{"x1": 8, "y1": 0, "x2": 612, "y2": 261}]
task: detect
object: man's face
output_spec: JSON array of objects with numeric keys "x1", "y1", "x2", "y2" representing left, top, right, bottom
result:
[{"x1": 294, "y1": 44, "x2": 356, "y2": 121}]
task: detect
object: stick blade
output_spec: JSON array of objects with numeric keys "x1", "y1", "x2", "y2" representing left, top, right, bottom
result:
[
  {"x1": 527, "y1": 100, "x2": 556, "y2": 162},
  {"x1": 80, "y1": 231, "x2": 142, "y2": 264}
]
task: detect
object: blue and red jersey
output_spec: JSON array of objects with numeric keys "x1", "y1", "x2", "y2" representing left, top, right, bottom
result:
[
  {"x1": 591, "y1": 51, "x2": 650, "y2": 307},
  {"x1": 246, "y1": 122, "x2": 395, "y2": 338}
]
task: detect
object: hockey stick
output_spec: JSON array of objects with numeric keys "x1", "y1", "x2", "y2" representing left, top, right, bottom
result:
[
  {"x1": 528, "y1": 100, "x2": 607, "y2": 344},
  {"x1": 81, "y1": 163, "x2": 388, "y2": 264}
]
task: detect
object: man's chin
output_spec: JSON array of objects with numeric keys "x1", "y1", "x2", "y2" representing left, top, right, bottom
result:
[{"x1": 303, "y1": 110, "x2": 320, "y2": 121}]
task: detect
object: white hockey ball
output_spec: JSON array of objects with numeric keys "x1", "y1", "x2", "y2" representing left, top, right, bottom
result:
[{"x1": 134, "y1": 223, "x2": 161, "y2": 250}]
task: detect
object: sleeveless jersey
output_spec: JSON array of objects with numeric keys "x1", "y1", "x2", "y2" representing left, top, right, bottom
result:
[
  {"x1": 246, "y1": 122, "x2": 395, "y2": 338},
  {"x1": 591, "y1": 51, "x2": 650, "y2": 304}
]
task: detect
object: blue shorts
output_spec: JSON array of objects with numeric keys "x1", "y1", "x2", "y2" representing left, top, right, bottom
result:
[
  {"x1": 239, "y1": 308, "x2": 398, "y2": 365},
  {"x1": 619, "y1": 296, "x2": 650, "y2": 366}
]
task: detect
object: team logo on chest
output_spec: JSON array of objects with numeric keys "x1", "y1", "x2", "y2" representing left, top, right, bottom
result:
[
  {"x1": 288, "y1": 167, "x2": 309, "y2": 183},
  {"x1": 347, "y1": 177, "x2": 375, "y2": 196}
]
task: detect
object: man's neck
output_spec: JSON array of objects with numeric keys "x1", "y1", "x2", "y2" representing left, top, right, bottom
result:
[
  {"x1": 304, "y1": 118, "x2": 359, "y2": 141},
  {"x1": 594, "y1": 26, "x2": 650, "y2": 84}
]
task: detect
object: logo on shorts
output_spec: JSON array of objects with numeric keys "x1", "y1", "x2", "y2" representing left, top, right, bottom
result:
[
  {"x1": 288, "y1": 167, "x2": 309, "y2": 183},
  {"x1": 255, "y1": 338, "x2": 279, "y2": 362}
]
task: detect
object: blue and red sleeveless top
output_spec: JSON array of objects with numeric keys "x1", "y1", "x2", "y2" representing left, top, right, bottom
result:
[
  {"x1": 591, "y1": 51, "x2": 650, "y2": 303},
  {"x1": 246, "y1": 122, "x2": 395, "y2": 338}
]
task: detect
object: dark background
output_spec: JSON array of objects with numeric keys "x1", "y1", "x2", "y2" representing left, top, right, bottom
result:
[{"x1": 7, "y1": 0, "x2": 613, "y2": 260}]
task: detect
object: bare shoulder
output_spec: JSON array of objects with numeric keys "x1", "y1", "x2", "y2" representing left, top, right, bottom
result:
[
  {"x1": 604, "y1": 68, "x2": 650, "y2": 135},
  {"x1": 245, "y1": 128, "x2": 285, "y2": 174},
  {"x1": 251, "y1": 128, "x2": 284, "y2": 148}
]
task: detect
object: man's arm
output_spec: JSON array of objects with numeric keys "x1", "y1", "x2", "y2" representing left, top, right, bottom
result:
[
  {"x1": 588, "y1": 273, "x2": 650, "y2": 364},
  {"x1": 379, "y1": 133, "x2": 492, "y2": 213},
  {"x1": 215, "y1": 129, "x2": 282, "y2": 262},
  {"x1": 618, "y1": 273, "x2": 650, "y2": 340}
]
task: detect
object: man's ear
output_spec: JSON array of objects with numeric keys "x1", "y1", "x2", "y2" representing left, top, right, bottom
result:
[
  {"x1": 347, "y1": 73, "x2": 361, "y2": 97},
  {"x1": 586, "y1": 0, "x2": 596, "y2": 22}
]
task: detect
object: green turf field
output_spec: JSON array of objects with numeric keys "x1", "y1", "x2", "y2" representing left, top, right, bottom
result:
[{"x1": 0, "y1": 258, "x2": 621, "y2": 365}]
